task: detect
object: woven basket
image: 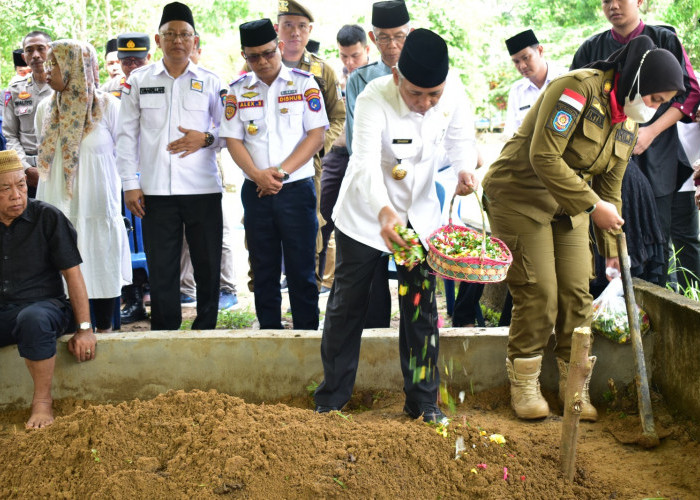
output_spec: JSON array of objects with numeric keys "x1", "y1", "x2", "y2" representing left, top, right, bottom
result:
[{"x1": 427, "y1": 192, "x2": 512, "y2": 283}]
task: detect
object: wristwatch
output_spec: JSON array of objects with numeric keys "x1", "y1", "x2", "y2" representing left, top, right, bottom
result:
[
  {"x1": 277, "y1": 167, "x2": 290, "y2": 181},
  {"x1": 584, "y1": 203, "x2": 597, "y2": 214},
  {"x1": 78, "y1": 321, "x2": 93, "y2": 331},
  {"x1": 203, "y1": 131, "x2": 215, "y2": 148}
]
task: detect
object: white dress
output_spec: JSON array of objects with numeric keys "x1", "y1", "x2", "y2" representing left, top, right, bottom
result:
[{"x1": 36, "y1": 94, "x2": 131, "y2": 298}]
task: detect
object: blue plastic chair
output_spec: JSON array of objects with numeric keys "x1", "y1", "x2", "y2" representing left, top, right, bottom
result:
[{"x1": 123, "y1": 199, "x2": 149, "y2": 275}]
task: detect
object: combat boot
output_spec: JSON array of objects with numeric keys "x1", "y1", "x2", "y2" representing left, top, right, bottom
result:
[
  {"x1": 121, "y1": 285, "x2": 147, "y2": 324},
  {"x1": 557, "y1": 355, "x2": 598, "y2": 422},
  {"x1": 506, "y1": 355, "x2": 550, "y2": 419}
]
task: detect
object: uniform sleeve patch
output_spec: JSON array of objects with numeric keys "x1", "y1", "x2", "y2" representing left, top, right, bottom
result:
[
  {"x1": 225, "y1": 95, "x2": 237, "y2": 120},
  {"x1": 559, "y1": 88, "x2": 586, "y2": 112},
  {"x1": 307, "y1": 96, "x2": 321, "y2": 112},
  {"x1": 545, "y1": 101, "x2": 579, "y2": 138},
  {"x1": 122, "y1": 82, "x2": 131, "y2": 95},
  {"x1": 220, "y1": 88, "x2": 228, "y2": 105},
  {"x1": 304, "y1": 88, "x2": 320, "y2": 98},
  {"x1": 4, "y1": 91, "x2": 10, "y2": 107}
]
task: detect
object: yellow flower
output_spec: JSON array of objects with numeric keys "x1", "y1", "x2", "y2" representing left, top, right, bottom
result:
[{"x1": 489, "y1": 433, "x2": 506, "y2": 445}]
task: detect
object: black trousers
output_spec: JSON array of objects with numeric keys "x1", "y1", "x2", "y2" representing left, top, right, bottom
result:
[
  {"x1": 315, "y1": 229, "x2": 440, "y2": 408},
  {"x1": 142, "y1": 194, "x2": 222, "y2": 330},
  {"x1": 319, "y1": 148, "x2": 391, "y2": 328}
]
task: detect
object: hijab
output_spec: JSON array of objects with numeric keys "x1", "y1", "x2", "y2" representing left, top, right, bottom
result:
[
  {"x1": 37, "y1": 40, "x2": 108, "y2": 197},
  {"x1": 585, "y1": 35, "x2": 685, "y2": 103}
]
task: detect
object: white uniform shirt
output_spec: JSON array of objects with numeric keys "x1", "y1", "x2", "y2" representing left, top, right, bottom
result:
[
  {"x1": 333, "y1": 73, "x2": 477, "y2": 252},
  {"x1": 504, "y1": 63, "x2": 566, "y2": 137},
  {"x1": 116, "y1": 60, "x2": 225, "y2": 195},
  {"x1": 219, "y1": 65, "x2": 329, "y2": 182}
]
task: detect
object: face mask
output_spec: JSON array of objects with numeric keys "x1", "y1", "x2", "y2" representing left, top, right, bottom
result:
[{"x1": 623, "y1": 63, "x2": 657, "y2": 124}]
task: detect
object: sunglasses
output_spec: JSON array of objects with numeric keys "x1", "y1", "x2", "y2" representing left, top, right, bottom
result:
[{"x1": 243, "y1": 44, "x2": 279, "y2": 64}]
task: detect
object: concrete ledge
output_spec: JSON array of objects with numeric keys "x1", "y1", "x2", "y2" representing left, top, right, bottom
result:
[
  {"x1": 0, "y1": 327, "x2": 653, "y2": 410},
  {"x1": 634, "y1": 278, "x2": 700, "y2": 422}
]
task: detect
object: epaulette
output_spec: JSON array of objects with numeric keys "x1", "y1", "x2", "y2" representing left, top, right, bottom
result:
[
  {"x1": 229, "y1": 73, "x2": 247, "y2": 86},
  {"x1": 292, "y1": 68, "x2": 312, "y2": 78}
]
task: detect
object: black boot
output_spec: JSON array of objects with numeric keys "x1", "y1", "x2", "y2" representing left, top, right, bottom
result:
[{"x1": 121, "y1": 284, "x2": 147, "y2": 324}]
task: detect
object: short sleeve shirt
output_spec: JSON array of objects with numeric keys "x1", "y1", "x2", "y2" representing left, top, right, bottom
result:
[
  {"x1": 0, "y1": 199, "x2": 82, "y2": 304},
  {"x1": 220, "y1": 65, "x2": 329, "y2": 183}
]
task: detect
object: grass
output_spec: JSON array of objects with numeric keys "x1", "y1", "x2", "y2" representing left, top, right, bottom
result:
[
  {"x1": 666, "y1": 245, "x2": 699, "y2": 302},
  {"x1": 179, "y1": 307, "x2": 257, "y2": 330}
]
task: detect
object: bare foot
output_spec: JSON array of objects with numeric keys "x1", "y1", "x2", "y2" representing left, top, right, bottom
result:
[{"x1": 26, "y1": 398, "x2": 54, "y2": 429}]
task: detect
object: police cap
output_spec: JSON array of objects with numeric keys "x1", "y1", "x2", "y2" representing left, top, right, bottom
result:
[{"x1": 117, "y1": 33, "x2": 150, "y2": 59}]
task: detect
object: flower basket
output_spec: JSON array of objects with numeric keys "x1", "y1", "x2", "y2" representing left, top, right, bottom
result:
[{"x1": 427, "y1": 192, "x2": 512, "y2": 283}]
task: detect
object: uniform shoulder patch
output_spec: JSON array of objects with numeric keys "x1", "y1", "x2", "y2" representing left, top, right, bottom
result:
[
  {"x1": 545, "y1": 89, "x2": 586, "y2": 139},
  {"x1": 229, "y1": 74, "x2": 247, "y2": 87},
  {"x1": 292, "y1": 68, "x2": 312, "y2": 78}
]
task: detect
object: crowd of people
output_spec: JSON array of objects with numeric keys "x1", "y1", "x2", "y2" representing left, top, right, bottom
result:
[{"x1": 1, "y1": 0, "x2": 700, "y2": 429}]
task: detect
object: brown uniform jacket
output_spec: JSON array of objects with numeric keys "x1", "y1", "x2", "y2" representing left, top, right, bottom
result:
[{"x1": 483, "y1": 68, "x2": 637, "y2": 257}]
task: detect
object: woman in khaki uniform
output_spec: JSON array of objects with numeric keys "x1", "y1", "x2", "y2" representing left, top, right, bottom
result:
[{"x1": 483, "y1": 35, "x2": 685, "y2": 421}]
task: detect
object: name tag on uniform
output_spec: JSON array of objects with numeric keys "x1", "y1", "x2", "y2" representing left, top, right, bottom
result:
[
  {"x1": 615, "y1": 128, "x2": 635, "y2": 146},
  {"x1": 519, "y1": 105, "x2": 531, "y2": 111},
  {"x1": 239, "y1": 100, "x2": 264, "y2": 109},
  {"x1": 392, "y1": 139, "x2": 413, "y2": 144},
  {"x1": 280, "y1": 89, "x2": 297, "y2": 95},
  {"x1": 140, "y1": 87, "x2": 165, "y2": 94},
  {"x1": 584, "y1": 96, "x2": 605, "y2": 129},
  {"x1": 278, "y1": 94, "x2": 302, "y2": 103}
]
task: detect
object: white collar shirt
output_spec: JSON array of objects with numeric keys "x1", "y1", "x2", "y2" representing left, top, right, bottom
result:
[
  {"x1": 219, "y1": 65, "x2": 329, "y2": 183},
  {"x1": 504, "y1": 63, "x2": 566, "y2": 137},
  {"x1": 333, "y1": 73, "x2": 477, "y2": 252},
  {"x1": 116, "y1": 60, "x2": 225, "y2": 195}
]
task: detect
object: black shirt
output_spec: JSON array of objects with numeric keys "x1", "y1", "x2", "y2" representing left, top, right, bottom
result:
[
  {"x1": 571, "y1": 24, "x2": 697, "y2": 197},
  {"x1": 0, "y1": 199, "x2": 82, "y2": 304}
]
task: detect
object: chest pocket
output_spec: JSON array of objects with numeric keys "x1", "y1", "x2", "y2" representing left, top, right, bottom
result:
[
  {"x1": 183, "y1": 93, "x2": 209, "y2": 128},
  {"x1": 281, "y1": 102, "x2": 304, "y2": 128},
  {"x1": 562, "y1": 109, "x2": 607, "y2": 172},
  {"x1": 140, "y1": 94, "x2": 166, "y2": 129},
  {"x1": 13, "y1": 101, "x2": 34, "y2": 117}
]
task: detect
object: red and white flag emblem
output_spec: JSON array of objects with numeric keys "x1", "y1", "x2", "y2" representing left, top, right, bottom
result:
[{"x1": 559, "y1": 88, "x2": 586, "y2": 112}]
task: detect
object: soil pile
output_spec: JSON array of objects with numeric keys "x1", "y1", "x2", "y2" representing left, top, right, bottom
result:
[{"x1": 0, "y1": 389, "x2": 697, "y2": 499}]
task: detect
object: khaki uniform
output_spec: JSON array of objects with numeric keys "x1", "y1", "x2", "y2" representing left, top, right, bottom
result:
[
  {"x1": 2, "y1": 75, "x2": 52, "y2": 169},
  {"x1": 483, "y1": 68, "x2": 637, "y2": 360}
]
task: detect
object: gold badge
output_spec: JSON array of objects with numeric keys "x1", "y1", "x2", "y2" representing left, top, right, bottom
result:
[
  {"x1": 247, "y1": 121, "x2": 258, "y2": 135},
  {"x1": 279, "y1": 0, "x2": 289, "y2": 12},
  {"x1": 624, "y1": 118, "x2": 635, "y2": 131},
  {"x1": 280, "y1": 108, "x2": 288, "y2": 114},
  {"x1": 287, "y1": 80, "x2": 294, "y2": 86},
  {"x1": 391, "y1": 161, "x2": 407, "y2": 181},
  {"x1": 310, "y1": 61, "x2": 322, "y2": 77},
  {"x1": 603, "y1": 80, "x2": 612, "y2": 95},
  {"x1": 127, "y1": 40, "x2": 135, "y2": 49},
  {"x1": 242, "y1": 91, "x2": 259, "y2": 98}
]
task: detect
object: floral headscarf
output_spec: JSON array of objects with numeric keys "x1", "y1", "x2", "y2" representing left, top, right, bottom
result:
[{"x1": 37, "y1": 39, "x2": 108, "y2": 197}]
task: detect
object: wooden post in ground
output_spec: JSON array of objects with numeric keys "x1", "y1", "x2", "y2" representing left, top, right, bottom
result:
[
  {"x1": 560, "y1": 326, "x2": 592, "y2": 482},
  {"x1": 616, "y1": 233, "x2": 659, "y2": 448}
]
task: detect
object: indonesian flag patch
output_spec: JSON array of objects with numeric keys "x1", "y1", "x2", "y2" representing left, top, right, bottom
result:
[
  {"x1": 559, "y1": 88, "x2": 586, "y2": 111},
  {"x1": 546, "y1": 88, "x2": 586, "y2": 138}
]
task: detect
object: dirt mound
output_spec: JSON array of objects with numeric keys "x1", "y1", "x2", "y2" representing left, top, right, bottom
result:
[{"x1": 1, "y1": 389, "x2": 698, "y2": 499}]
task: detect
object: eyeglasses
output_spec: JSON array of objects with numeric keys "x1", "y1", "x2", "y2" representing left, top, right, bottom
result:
[
  {"x1": 159, "y1": 31, "x2": 195, "y2": 42},
  {"x1": 121, "y1": 57, "x2": 147, "y2": 67},
  {"x1": 374, "y1": 32, "x2": 408, "y2": 46},
  {"x1": 243, "y1": 45, "x2": 279, "y2": 64}
]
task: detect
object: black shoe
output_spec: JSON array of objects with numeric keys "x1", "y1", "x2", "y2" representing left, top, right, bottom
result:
[
  {"x1": 121, "y1": 284, "x2": 147, "y2": 324},
  {"x1": 315, "y1": 405, "x2": 340, "y2": 414},
  {"x1": 403, "y1": 401, "x2": 448, "y2": 424}
]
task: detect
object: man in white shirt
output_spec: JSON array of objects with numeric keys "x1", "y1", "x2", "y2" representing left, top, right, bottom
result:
[
  {"x1": 116, "y1": 1, "x2": 226, "y2": 330},
  {"x1": 314, "y1": 29, "x2": 478, "y2": 423},
  {"x1": 503, "y1": 29, "x2": 564, "y2": 138},
  {"x1": 221, "y1": 19, "x2": 328, "y2": 330}
]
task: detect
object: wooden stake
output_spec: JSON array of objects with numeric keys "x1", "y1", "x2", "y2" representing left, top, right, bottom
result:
[
  {"x1": 560, "y1": 326, "x2": 592, "y2": 482},
  {"x1": 616, "y1": 233, "x2": 659, "y2": 448}
]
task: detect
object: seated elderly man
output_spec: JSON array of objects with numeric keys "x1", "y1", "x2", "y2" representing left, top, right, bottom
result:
[{"x1": 0, "y1": 150, "x2": 96, "y2": 429}]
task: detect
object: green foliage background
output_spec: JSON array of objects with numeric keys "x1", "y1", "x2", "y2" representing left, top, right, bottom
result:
[{"x1": 1, "y1": 0, "x2": 698, "y2": 117}]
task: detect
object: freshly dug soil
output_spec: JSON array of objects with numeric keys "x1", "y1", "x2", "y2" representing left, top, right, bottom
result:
[{"x1": 0, "y1": 388, "x2": 698, "y2": 499}]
